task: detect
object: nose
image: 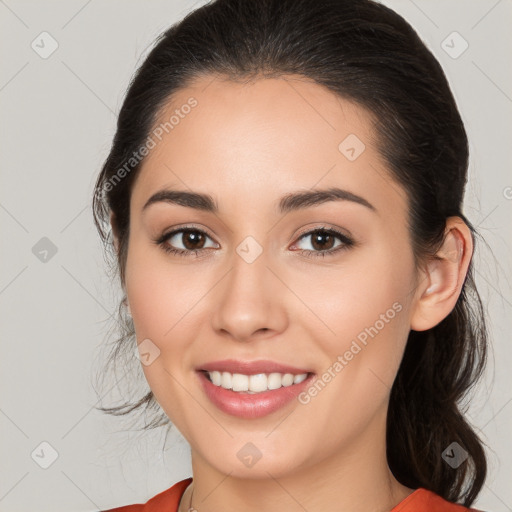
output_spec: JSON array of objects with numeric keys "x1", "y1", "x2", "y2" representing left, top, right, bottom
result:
[{"x1": 210, "y1": 245, "x2": 289, "y2": 343}]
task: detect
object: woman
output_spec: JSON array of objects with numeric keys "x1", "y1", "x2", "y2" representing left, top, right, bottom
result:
[{"x1": 94, "y1": 0, "x2": 489, "y2": 510}]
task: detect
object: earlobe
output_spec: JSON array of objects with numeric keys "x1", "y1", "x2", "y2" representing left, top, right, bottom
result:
[{"x1": 410, "y1": 218, "x2": 473, "y2": 331}]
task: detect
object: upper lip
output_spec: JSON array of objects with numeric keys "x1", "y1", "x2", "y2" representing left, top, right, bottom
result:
[{"x1": 197, "y1": 359, "x2": 313, "y2": 375}]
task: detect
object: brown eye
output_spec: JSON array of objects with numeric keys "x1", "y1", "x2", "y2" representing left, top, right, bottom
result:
[
  {"x1": 292, "y1": 227, "x2": 355, "y2": 259},
  {"x1": 309, "y1": 231, "x2": 337, "y2": 251},
  {"x1": 180, "y1": 230, "x2": 207, "y2": 250},
  {"x1": 156, "y1": 227, "x2": 218, "y2": 257}
]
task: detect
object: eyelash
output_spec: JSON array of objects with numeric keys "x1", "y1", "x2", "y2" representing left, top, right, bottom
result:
[{"x1": 154, "y1": 225, "x2": 355, "y2": 259}]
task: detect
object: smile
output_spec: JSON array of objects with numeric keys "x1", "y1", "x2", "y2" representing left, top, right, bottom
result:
[
  {"x1": 196, "y1": 367, "x2": 316, "y2": 419},
  {"x1": 204, "y1": 370, "x2": 309, "y2": 393}
]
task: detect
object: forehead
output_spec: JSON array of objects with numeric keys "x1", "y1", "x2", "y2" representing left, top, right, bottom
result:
[{"x1": 131, "y1": 74, "x2": 407, "y2": 218}]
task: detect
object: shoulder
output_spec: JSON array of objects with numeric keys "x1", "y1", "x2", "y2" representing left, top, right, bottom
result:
[
  {"x1": 391, "y1": 488, "x2": 489, "y2": 512},
  {"x1": 101, "y1": 477, "x2": 192, "y2": 512}
]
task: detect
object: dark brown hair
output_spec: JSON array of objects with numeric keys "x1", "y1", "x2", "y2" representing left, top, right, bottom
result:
[{"x1": 92, "y1": 0, "x2": 488, "y2": 506}]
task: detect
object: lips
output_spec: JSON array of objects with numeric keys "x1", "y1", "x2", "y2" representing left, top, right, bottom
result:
[
  {"x1": 197, "y1": 359, "x2": 312, "y2": 375},
  {"x1": 194, "y1": 359, "x2": 316, "y2": 418}
]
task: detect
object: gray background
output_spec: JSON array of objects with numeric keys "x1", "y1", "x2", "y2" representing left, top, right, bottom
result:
[{"x1": 0, "y1": 0, "x2": 511, "y2": 510}]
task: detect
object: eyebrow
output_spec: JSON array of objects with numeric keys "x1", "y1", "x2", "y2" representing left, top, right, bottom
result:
[{"x1": 142, "y1": 187, "x2": 376, "y2": 214}]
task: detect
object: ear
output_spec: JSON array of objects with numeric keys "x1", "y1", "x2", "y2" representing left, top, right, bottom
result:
[
  {"x1": 109, "y1": 210, "x2": 121, "y2": 255},
  {"x1": 410, "y1": 217, "x2": 473, "y2": 331}
]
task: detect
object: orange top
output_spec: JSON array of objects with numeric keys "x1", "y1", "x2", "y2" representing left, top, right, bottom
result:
[{"x1": 102, "y1": 477, "x2": 483, "y2": 512}]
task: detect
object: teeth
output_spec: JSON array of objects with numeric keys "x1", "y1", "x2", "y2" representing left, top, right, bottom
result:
[
  {"x1": 268, "y1": 372, "x2": 282, "y2": 390},
  {"x1": 293, "y1": 373, "x2": 307, "y2": 384},
  {"x1": 232, "y1": 373, "x2": 249, "y2": 392},
  {"x1": 248, "y1": 373, "x2": 267, "y2": 392},
  {"x1": 206, "y1": 371, "x2": 309, "y2": 393},
  {"x1": 211, "y1": 371, "x2": 222, "y2": 386}
]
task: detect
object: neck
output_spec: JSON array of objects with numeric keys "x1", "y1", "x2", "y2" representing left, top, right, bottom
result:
[{"x1": 180, "y1": 409, "x2": 413, "y2": 512}]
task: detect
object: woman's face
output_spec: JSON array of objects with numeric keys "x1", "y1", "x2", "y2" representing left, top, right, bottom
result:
[{"x1": 123, "y1": 75, "x2": 422, "y2": 478}]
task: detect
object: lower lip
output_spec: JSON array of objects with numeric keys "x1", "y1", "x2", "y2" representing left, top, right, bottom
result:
[{"x1": 196, "y1": 371, "x2": 315, "y2": 419}]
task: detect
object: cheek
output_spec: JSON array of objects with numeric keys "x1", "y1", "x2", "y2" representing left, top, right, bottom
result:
[
  {"x1": 124, "y1": 240, "x2": 201, "y2": 338},
  {"x1": 297, "y1": 244, "x2": 415, "y2": 389},
  {"x1": 124, "y1": 244, "x2": 204, "y2": 425},
  {"x1": 293, "y1": 243, "x2": 413, "y2": 341},
  {"x1": 290, "y1": 265, "x2": 413, "y2": 447}
]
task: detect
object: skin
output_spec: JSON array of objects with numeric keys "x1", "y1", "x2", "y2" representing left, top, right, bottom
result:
[{"x1": 112, "y1": 74, "x2": 473, "y2": 512}]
